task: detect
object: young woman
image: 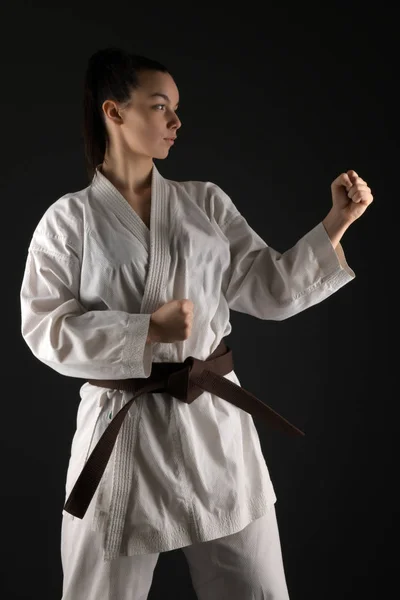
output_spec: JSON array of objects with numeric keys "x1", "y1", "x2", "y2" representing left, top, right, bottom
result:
[{"x1": 20, "y1": 47, "x2": 373, "y2": 599}]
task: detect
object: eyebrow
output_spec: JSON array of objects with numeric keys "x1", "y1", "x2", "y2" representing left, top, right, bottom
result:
[{"x1": 149, "y1": 92, "x2": 179, "y2": 107}]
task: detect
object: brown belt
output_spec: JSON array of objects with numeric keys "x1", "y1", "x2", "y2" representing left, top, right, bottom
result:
[{"x1": 63, "y1": 340, "x2": 305, "y2": 519}]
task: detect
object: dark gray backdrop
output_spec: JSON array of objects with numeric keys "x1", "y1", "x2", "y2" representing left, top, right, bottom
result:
[{"x1": 2, "y1": 2, "x2": 394, "y2": 599}]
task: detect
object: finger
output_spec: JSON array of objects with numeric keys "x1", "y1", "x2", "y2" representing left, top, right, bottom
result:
[
  {"x1": 347, "y1": 170, "x2": 359, "y2": 182},
  {"x1": 347, "y1": 184, "x2": 371, "y2": 199},
  {"x1": 351, "y1": 176, "x2": 367, "y2": 186},
  {"x1": 332, "y1": 172, "x2": 352, "y2": 190},
  {"x1": 350, "y1": 191, "x2": 364, "y2": 203},
  {"x1": 351, "y1": 190, "x2": 373, "y2": 204}
]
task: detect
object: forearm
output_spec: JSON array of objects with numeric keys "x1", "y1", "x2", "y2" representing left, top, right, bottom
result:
[{"x1": 322, "y1": 209, "x2": 350, "y2": 249}]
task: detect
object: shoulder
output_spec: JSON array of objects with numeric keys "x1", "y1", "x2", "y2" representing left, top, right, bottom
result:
[
  {"x1": 27, "y1": 184, "x2": 89, "y2": 259},
  {"x1": 166, "y1": 177, "x2": 241, "y2": 227}
]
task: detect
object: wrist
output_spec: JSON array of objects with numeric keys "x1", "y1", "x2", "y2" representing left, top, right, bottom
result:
[
  {"x1": 322, "y1": 209, "x2": 350, "y2": 249},
  {"x1": 146, "y1": 316, "x2": 160, "y2": 344}
]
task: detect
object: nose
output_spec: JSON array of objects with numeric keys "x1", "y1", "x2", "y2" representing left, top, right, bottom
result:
[{"x1": 170, "y1": 113, "x2": 182, "y2": 131}]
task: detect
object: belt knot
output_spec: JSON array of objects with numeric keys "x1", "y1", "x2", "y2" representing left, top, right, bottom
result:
[{"x1": 166, "y1": 355, "x2": 206, "y2": 403}]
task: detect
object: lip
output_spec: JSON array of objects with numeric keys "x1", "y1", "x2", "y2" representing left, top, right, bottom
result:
[{"x1": 164, "y1": 138, "x2": 175, "y2": 145}]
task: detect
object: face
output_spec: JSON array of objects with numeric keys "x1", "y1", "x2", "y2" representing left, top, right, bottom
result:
[{"x1": 102, "y1": 70, "x2": 181, "y2": 160}]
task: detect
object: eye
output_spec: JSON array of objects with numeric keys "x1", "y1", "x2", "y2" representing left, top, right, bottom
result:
[{"x1": 153, "y1": 104, "x2": 166, "y2": 110}]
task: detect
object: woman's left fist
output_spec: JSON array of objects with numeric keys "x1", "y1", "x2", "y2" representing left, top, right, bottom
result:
[{"x1": 331, "y1": 170, "x2": 374, "y2": 225}]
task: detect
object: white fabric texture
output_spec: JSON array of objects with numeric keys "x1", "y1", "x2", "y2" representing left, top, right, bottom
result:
[
  {"x1": 60, "y1": 503, "x2": 290, "y2": 600},
  {"x1": 20, "y1": 163, "x2": 355, "y2": 562}
]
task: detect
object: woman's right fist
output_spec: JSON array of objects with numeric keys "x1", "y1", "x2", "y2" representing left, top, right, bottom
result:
[{"x1": 147, "y1": 299, "x2": 194, "y2": 343}]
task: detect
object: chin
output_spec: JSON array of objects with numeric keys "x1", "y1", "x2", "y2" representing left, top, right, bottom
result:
[{"x1": 152, "y1": 150, "x2": 170, "y2": 160}]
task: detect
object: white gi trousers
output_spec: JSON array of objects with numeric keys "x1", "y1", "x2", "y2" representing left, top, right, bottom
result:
[{"x1": 60, "y1": 503, "x2": 290, "y2": 599}]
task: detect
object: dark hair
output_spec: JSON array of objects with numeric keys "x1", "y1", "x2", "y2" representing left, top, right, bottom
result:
[{"x1": 83, "y1": 47, "x2": 169, "y2": 180}]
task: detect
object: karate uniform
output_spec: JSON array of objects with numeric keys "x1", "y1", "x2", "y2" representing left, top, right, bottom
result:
[{"x1": 20, "y1": 164, "x2": 355, "y2": 597}]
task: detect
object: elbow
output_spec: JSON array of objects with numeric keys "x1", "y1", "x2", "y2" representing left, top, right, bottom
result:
[{"x1": 21, "y1": 314, "x2": 67, "y2": 366}]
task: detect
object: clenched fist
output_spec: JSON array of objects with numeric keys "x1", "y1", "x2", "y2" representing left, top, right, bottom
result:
[
  {"x1": 331, "y1": 170, "x2": 374, "y2": 225},
  {"x1": 147, "y1": 299, "x2": 194, "y2": 344},
  {"x1": 323, "y1": 169, "x2": 374, "y2": 248}
]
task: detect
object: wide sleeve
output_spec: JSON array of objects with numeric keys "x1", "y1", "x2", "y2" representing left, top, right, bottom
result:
[
  {"x1": 20, "y1": 230, "x2": 153, "y2": 380},
  {"x1": 221, "y1": 209, "x2": 356, "y2": 321}
]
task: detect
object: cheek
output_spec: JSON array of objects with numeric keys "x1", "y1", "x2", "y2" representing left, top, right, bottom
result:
[
  {"x1": 139, "y1": 115, "x2": 162, "y2": 137},
  {"x1": 124, "y1": 113, "x2": 164, "y2": 146}
]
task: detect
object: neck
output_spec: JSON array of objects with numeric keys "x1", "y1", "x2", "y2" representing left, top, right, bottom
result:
[{"x1": 101, "y1": 146, "x2": 154, "y2": 196}]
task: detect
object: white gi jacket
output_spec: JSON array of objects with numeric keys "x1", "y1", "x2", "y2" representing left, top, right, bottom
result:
[{"x1": 20, "y1": 164, "x2": 355, "y2": 561}]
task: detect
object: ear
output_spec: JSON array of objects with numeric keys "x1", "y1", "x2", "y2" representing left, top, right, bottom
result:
[{"x1": 101, "y1": 100, "x2": 123, "y2": 124}]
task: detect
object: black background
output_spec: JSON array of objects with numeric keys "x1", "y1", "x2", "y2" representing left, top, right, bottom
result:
[{"x1": 2, "y1": 1, "x2": 394, "y2": 598}]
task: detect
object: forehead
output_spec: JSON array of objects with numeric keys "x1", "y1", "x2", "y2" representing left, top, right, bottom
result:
[{"x1": 136, "y1": 70, "x2": 179, "y2": 103}]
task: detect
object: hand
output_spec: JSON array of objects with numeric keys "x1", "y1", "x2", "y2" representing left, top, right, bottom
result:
[
  {"x1": 147, "y1": 299, "x2": 194, "y2": 344},
  {"x1": 330, "y1": 170, "x2": 374, "y2": 226}
]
